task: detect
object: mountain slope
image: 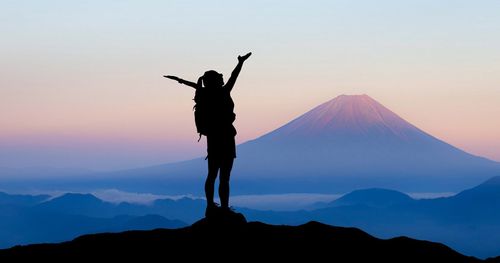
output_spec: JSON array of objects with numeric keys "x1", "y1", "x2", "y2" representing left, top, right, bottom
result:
[
  {"x1": 0, "y1": 217, "x2": 483, "y2": 262},
  {"x1": 134, "y1": 94, "x2": 499, "y2": 194},
  {"x1": 44, "y1": 94, "x2": 499, "y2": 194},
  {"x1": 259, "y1": 94, "x2": 431, "y2": 139},
  {"x1": 237, "y1": 94, "x2": 497, "y2": 177}
]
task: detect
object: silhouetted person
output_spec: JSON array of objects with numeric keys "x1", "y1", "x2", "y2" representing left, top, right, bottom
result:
[{"x1": 165, "y1": 52, "x2": 251, "y2": 217}]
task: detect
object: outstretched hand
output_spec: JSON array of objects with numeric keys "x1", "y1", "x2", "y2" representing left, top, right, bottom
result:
[
  {"x1": 164, "y1": 75, "x2": 181, "y2": 82},
  {"x1": 238, "y1": 52, "x2": 252, "y2": 62}
]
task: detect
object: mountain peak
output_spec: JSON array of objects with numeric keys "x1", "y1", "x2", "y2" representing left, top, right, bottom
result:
[
  {"x1": 335, "y1": 93, "x2": 370, "y2": 99},
  {"x1": 52, "y1": 193, "x2": 102, "y2": 203},
  {"x1": 261, "y1": 94, "x2": 424, "y2": 141}
]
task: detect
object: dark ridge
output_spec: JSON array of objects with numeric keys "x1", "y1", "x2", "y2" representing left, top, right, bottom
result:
[{"x1": 0, "y1": 213, "x2": 482, "y2": 262}]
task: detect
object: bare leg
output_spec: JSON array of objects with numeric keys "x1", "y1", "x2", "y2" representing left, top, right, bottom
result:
[
  {"x1": 219, "y1": 158, "x2": 234, "y2": 208},
  {"x1": 205, "y1": 157, "x2": 220, "y2": 206}
]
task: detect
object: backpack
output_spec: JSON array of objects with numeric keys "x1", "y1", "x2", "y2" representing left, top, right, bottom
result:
[
  {"x1": 193, "y1": 88, "x2": 235, "y2": 141},
  {"x1": 193, "y1": 88, "x2": 209, "y2": 141}
]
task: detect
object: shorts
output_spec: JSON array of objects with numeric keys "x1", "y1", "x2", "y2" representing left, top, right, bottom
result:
[{"x1": 206, "y1": 135, "x2": 236, "y2": 160}]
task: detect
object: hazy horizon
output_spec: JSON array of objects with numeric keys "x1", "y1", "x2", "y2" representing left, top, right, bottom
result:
[{"x1": 0, "y1": 187, "x2": 456, "y2": 211}]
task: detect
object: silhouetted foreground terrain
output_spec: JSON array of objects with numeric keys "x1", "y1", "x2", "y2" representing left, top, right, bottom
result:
[{"x1": 1, "y1": 213, "x2": 494, "y2": 262}]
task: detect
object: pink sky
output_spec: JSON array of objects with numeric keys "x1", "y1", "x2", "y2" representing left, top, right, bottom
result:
[{"x1": 1, "y1": 1, "x2": 499, "y2": 170}]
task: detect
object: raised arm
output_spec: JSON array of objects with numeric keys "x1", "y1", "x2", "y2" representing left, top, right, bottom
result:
[
  {"x1": 224, "y1": 52, "x2": 251, "y2": 92},
  {"x1": 164, "y1": 75, "x2": 202, "y2": 89}
]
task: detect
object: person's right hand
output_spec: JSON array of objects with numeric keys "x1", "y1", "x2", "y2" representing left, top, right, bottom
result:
[{"x1": 164, "y1": 75, "x2": 181, "y2": 82}]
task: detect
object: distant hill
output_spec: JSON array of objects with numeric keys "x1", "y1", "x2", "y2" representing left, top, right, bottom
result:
[
  {"x1": 0, "y1": 216, "x2": 484, "y2": 262},
  {"x1": 430, "y1": 176, "x2": 500, "y2": 224},
  {"x1": 330, "y1": 188, "x2": 415, "y2": 207},
  {"x1": 0, "y1": 192, "x2": 189, "y2": 248},
  {"x1": 451, "y1": 176, "x2": 500, "y2": 207},
  {"x1": 35, "y1": 193, "x2": 205, "y2": 223},
  {"x1": 0, "y1": 192, "x2": 49, "y2": 206},
  {"x1": 37, "y1": 193, "x2": 113, "y2": 217},
  {"x1": 241, "y1": 176, "x2": 500, "y2": 258},
  {"x1": 0, "y1": 208, "x2": 186, "y2": 248},
  {"x1": 2, "y1": 178, "x2": 500, "y2": 258}
]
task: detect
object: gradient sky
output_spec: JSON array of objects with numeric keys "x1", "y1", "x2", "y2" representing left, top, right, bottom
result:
[{"x1": 1, "y1": 0, "x2": 499, "y2": 171}]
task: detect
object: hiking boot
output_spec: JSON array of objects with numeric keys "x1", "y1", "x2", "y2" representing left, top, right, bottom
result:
[
  {"x1": 220, "y1": 206, "x2": 236, "y2": 214},
  {"x1": 205, "y1": 202, "x2": 220, "y2": 218},
  {"x1": 219, "y1": 206, "x2": 247, "y2": 224}
]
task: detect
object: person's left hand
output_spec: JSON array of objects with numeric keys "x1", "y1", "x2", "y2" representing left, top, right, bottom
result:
[
  {"x1": 164, "y1": 75, "x2": 181, "y2": 82},
  {"x1": 238, "y1": 52, "x2": 252, "y2": 62}
]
